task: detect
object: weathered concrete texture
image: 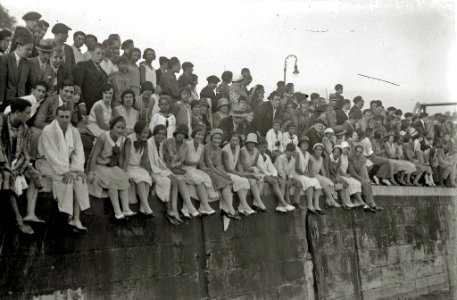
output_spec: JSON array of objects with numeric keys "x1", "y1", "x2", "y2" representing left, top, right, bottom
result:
[
  {"x1": 0, "y1": 190, "x2": 315, "y2": 300},
  {"x1": 308, "y1": 192, "x2": 455, "y2": 300}
]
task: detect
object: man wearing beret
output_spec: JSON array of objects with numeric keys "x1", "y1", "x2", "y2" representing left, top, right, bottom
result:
[
  {"x1": 0, "y1": 35, "x2": 35, "y2": 104},
  {"x1": 8, "y1": 11, "x2": 41, "y2": 53},
  {"x1": 29, "y1": 39, "x2": 54, "y2": 84},
  {"x1": 52, "y1": 23, "x2": 76, "y2": 66},
  {"x1": 73, "y1": 43, "x2": 107, "y2": 110},
  {"x1": 177, "y1": 61, "x2": 194, "y2": 88},
  {"x1": 200, "y1": 75, "x2": 220, "y2": 113}
]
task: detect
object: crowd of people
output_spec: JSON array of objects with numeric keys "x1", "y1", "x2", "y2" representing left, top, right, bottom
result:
[{"x1": 0, "y1": 12, "x2": 456, "y2": 234}]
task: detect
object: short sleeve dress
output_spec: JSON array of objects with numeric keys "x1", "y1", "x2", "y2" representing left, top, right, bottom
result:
[
  {"x1": 199, "y1": 144, "x2": 232, "y2": 190},
  {"x1": 222, "y1": 144, "x2": 250, "y2": 192}
]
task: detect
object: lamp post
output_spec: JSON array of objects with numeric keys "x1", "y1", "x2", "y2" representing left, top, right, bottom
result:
[{"x1": 283, "y1": 54, "x2": 299, "y2": 83}]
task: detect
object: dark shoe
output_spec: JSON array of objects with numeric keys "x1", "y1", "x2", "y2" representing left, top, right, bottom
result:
[
  {"x1": 220, "y1": 210, "x2": 242, "y2": 220},
  {"x1": 316, "y1": 208, "x2": 326, "y2": 215},
  {"x1": 363, "y1": 205, "x2": 377, "y2": 213},
  {"x1": 252, "y1": 204, "x2": 267, "y2": 213}
]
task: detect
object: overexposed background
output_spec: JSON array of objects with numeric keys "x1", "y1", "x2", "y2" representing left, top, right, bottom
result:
[{"x1": 2, "y1": 0, "x2": 456, "y2": 113}]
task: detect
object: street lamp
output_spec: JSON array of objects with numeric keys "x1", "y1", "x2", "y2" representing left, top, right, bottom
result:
[{"x1": 283, "y1": 54, "x2": 299, "y2": 83}]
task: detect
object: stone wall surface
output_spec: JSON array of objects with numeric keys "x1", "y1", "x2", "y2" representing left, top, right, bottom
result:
[{"x1": 0, "y1": 186, "x2": 455, "y2": 300}]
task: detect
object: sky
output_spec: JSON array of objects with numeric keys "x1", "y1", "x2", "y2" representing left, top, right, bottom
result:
[{"x1": 2, "y1": 0, "x2": 456, "y2": 113}]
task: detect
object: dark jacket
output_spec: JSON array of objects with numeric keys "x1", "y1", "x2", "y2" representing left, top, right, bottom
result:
[
  {"x1": 307, "y1": 127, "x2": 323, "y2": 154},
  {"x1": 62, "y1": 44, "x2": 76, "y2": 66},
  {"x1": 219, "y1": 116, "x2": 253, "y2": 143},
  {"x1": 335, "y1": 108, "x2": 348, "y2": 126},
  {"x1": 30, "y1": 57, "x2": 73, "y2": 92},
  {"x1": 200, "y1": 85, "x2": 217, "y2": 112},
  {"x1": 253, "y1": 101, "x2": 282, "y2": 137},
  {"x1": 0, "y1": 53, "x2": 34, "y2": 103},
  {"x1": 73, "y1": 60, "x2": 107, "y2": 110}
]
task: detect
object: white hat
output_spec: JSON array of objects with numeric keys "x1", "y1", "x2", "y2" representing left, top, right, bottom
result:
[
  {"x1": 399, "y1": 130, "x2": 406, "y2": 136},
  {"x1": 325, "y1": 128, "x2": 334, "y2": 134},
  {"x1": 245, "y1": 133, "x2": 258, "y2": 145},
  {"x1": 341, "y1": 141, "x2": 350, "y2": 149}
]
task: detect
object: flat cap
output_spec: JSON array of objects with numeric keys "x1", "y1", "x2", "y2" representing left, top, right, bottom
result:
[
  {"x1": 52, "y1": 23, "x2": 71, "y2": 34},
  {"x1": 182, "y1": 62, "x2": 194, "y2": 69},
  {"x1": 22, "y1": 12, "x2": 41, "y2": 21},
  {"x1": 207, "y1": 75, "x2": 220, "y2": 84}
]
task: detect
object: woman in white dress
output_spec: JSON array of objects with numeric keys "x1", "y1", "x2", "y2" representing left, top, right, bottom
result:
[
  {"x1": 126, "y1": 120, "x2": 154, "y2": 216},
  {"x1": 340, "y1": 142, "x2": 366, "y2": 207},
  {"x1": 222, "y1": 134, "x2": 257, "y2": 214},
  {"x1": 182, "y1": 126, "x2": 217, "y2": 215},
  {"x1": 149, "y1": 96, "x2": 176, "y2": 139},
  {"x1": 135, "y1": 81, "x2": 159, "y2": 123},
  {"x1": 87, "y1": 83, "x2": 113, "y2": 138},
  {"x1": 113, "y1": 89, "x2": 139, "y2": 135},
  {"x1": 293, "y1": 137, "x2": 324, "y2": 214}
]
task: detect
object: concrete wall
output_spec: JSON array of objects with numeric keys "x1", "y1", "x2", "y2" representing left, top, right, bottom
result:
[{"x1": 0, "y1": 186, "x2": 455, "y2": 300}]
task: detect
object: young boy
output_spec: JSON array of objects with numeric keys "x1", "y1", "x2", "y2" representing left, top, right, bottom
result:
[
  {"x1": 108, "y1": 56, "x2": 130, "y2": 107},
  {"x1": 266, "y1": 119, "x2": 284, "y2": 160},
  {"x1": 282, "y1": 121, "x2": 298, "y2": 150}
]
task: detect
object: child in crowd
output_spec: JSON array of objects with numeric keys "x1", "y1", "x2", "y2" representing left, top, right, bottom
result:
[
  {"x1": 266, "y1": 119, "x2": 284, "y2": 160},
  {"x1": 113, "y1": 89, "x2": 139, "y2": 135},
  {"x1": 282, "y1": 122, "x2": 298, "y2": 150}
]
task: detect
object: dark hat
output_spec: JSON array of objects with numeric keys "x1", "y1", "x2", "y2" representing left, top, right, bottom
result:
[
  {"x1": 15, "y1": 34, "x2": 34, "y2": 46},
  {"x1": 207, "y1": 75, "x2": 220, "y2": 84},
  {"x1": 121, "y1": 39, "x2": 134, "y2": 50},
  {"x1": 35, "y1": 39, "x2": 56, "y2": 52},
  {"x1": 314, "y1": 119, "x2": 327, "y2": 126},
  {"x1": 140, "y1": 81, "x2": 154, "y2": 93},
  {"x1": 333, "y1": 125, "x2": 347, "y2": 136},
  {"x1": 37, "y1": 19, "x2": 49, "y2": 28},
  {"x1": 52, "y1": 23, "x2": 71, "y2": 34},
  {"x1": 173, "y1": 124, "x2": 189, "y2": 139},
  {"x1": 298, "y1": 135, "x2": 309, "y2": 144},
  {"x1": 22, "y1": 12, "x2": 41, "y2": 21},
  {"x1": 182, "y1": 62, "x2": 194, "y2": 69}
]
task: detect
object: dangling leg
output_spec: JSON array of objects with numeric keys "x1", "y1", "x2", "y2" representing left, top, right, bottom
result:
[
  {"x1": 137, "y1": 182, "x2": 153, "y2": 215},
  {"x1": 196, "y1": 183, "x2": 214, "y2": 214},
  {"x1": 168, "y1": 176, "x2": 182, "y2": 223},
  {"x1": 314, "y1": 189, "x2": 325, "y2": 214},
  {"x1": 177, "y1": 177, "x2": 198, "y2": 216},
  {"x1": 306, "y1": 187, "x2": 315, "y2": 212},
  {"x1": 108, "y1": 189, "x2": 124, "y2": 219},
  {"x1": 69, "y1": 192, "x2": 87, "y2": 231},
  {"x1": 250, "y1": 180, "x2": 265, "y2": 210},
  {"x1": 23, "y1": 181, "x2": 45, "y2": 223}
]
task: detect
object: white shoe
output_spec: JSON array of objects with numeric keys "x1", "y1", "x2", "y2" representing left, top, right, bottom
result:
[
  {"x1": 275, "y1": 206, "x2": 288, "y2": 213},
  {"x1": 285, "y1": 204, "x2": 296, "y2": 211}
]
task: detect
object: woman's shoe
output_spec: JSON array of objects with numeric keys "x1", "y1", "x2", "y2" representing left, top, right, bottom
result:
[
  {"x1": 363, "y1": 205, "x2": 377, "y2": 213},
  {"x1": 238, "y1": 208, "x2": 250, "y2": 216},
  {"x1": 123, "y1": 211, "x2": 137, "y2": 217},
  {"x1": 166, "y1": 213, "x2": 180, "y2": 225},
  {"x1": 181, "y1": 208, "x2": 192, "y2": 219},
  {"x1": 220, "y1": 209, "x2": 241, "y2": 220},
  {"x1": 252, "y1": 204, "x2": 267, "y2": 213},
  {"x1": 17, "y1": 223, "x2": 34, "y2": 235},
  {"x1": 190, "y1": 210, "x2": 201, "y2": 218},
  {"x1": 342, "y1": 203, "x2": 354, "y2": 210},
  {"x1": 275, "y1": 206, "x2": 288, "y2": 213},
  {"x1": 198, "y1": 208, "x2": 216, "y2": 216},
  {"x1": 315, "y1": 208, "x2": 326, "y2": 215},
  {"x1": 284, "y1": 204, "x2": 296, "y2": 211},
  {"x1": 308, "y1": 208, "x2": 316, "y2": 214},
  {"x1": 114, "y1": 214, "x2": 126, "y2": 221}
]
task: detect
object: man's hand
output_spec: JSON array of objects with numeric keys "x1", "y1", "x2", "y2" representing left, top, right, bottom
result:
[
  {"x1": 62, "y1": 172, "x2": 74, "y2": 184},
  {"x1": 75, "y1": 171, "x2": 86, "y2": 183}
]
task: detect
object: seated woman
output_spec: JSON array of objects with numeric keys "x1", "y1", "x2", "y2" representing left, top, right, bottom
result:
[
  {"x1": 324, "y1": 145, "x2": 355, "y2": 209},
  {"x1": 87, "y1": 83, "x2": 114, "y2": 138},
  {"x1": 308, "y1": 143, "x2": 340, "y2": 208},
  {"x1": 182, "y1": 126, "x2": 217, "y2": 215},
  {"x1": 222, "y1": 134, "x2": 257, "y2": 215},
  {"x1": 411, "y1": 134, "x2": 435, "y2": 186},
  {"x1": 294, "y1": 137, "x2": 324, "y2": 214},
  {"x1": 87, "y1": 116, "x2": 136, "y2": 220},
  {"x1": 212, "y1": 98, "x2": 230, "y2": 129},
  {"x1": 135, "y1": 81, "x2": 158, "y2": 123},
  {"x1": 348, "y1": 145, "x2": 383, "y2": 212},
  {"x1": 199, "y1": 129, "x2": 241, "y2": 220},
  {"x1": 113, "y1": 89, "x2": 139, "y2": 135},
  {"x1": 126, "y1": 120, "x2": 154, "y2": 217},
  {"x1": 163, "y1": 124, "x2": 200, "y2": 219},
  {"x1": 240, "y1": 133, "x2": 295, "y2": 213},
  {"x1": 340, "y1": 142, "x2": 368, "y2": 207},
  {"x1": 149, "y1": 95, "x2": 176, "y2": 139},
  {"x1": 147, "y1": 125, "x2": 182, "y2": 225},
  {"x1": 434, "y1": 143, "x2": 456, "y2": 187},
  {"x1": 384, "y1": 133, "x2": 416, "y2": 185}
]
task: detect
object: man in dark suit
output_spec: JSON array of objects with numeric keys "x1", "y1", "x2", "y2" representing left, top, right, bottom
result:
[
  {"x1": 73, "y1": 43, "x2": 107, "y2": 110},
  {"x1": 200, "y1": 75, "x2": 220, "y2": 111},
  {"x1": 52, "y1": 23, "x2": 76, "y2": 66},
  {"x1": 219, "y1": 109, "x2": 251, "y2": 143},
  {"x1": 9, "y1": 12, "x2": 41, "y2": 53},
  {"x1": 253, "y1": 91, "x2": 282, "y2": 137},
  {"x1": 0, "y1": 35, "x2": 35, "y2": 104},
  {"x1": 42, "y1": 48, "x2": 73, "y2": 94},
  {"x1": 29, "y1": 38, "x2": 54, "y2": 84}
]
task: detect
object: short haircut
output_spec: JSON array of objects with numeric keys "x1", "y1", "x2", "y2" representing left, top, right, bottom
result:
[
  {"x1": 356, "y1": 129, "x2": 365, "y2": 139},
  {"x1": 10, "y1": 98, "x2": 32, "y2": 113},
  {"x1": 86, "y1": 34, "x2": 97, "y2": 41},
  {"x1": 370, "y1": 100, "x2": 377, "y2": 106},
  {"x1": 129, "y1": 47, "x2": 141, "y2": 58},
  {"x1": 221, "y1": 71, "x2": 233, "y2": 82},
  {"x1": 285, "y1": 143, "x2": 296, "y2": 152},
  {"x1": 348, "y1": 111, "x2": 359, "y2": 120},
  {"x1": 118, "y1": 56, "x2": 129, "y2": 64},
  {"x1": 158, "y1": 95, "x2": 171, "y2": 105},
  {"x1": 121, "y1": 89, "x2": 136, "y2": 105},
  {"x1": 109, "y1": 116, "x2": 126, "y2": 129},
  {"x1": 0, "y1": 30, "x2": 12, "y2": 41},
  {"x1": 354, "y1": 145, "x2": 363, "y2": 152},
  {"x1": 310, "y1": 93, "x2": 320, "y2": 100},
  {"x1": 191, "y1": 100, "x2": 200, "y2": 110},
  {"x1": 93, "y1": 43, "x2": 105, "y2": 51},
  {"x1": 101, "y1": 83, "x2": 114, "y2": 93},
  {"x1": 344, "y1": 99, "x2": 351, "y2": 106},
  {"x1": 159, "y1": 56, "x2": 169, "y2": 65},
  {"x1": 191, "y1": 126, "x2": 205, "y2": 138},
  {"x1": 108, "y1": 33, "x2": 120, "y2": 41},
  {"x1": 228, "y1": 133, "x2": 242, "y2": 143},
  {"x1": 32, "y1": 80, "x2": 49, "y2": 91},
  {"x1": 142, "y1": 48, "x2": 155, "y2": 59},
  {"x1": 58, "y1": 81, "x2": 74, "y2": 91},
  {"x1": 37, "y1": 20, "x2": 49, "y2": 28},
  {"x1": 363, "y1": 109, "x2": 373, "y2": 115},
  {"x1": 353, "y1": 96, "x2": 363, "y2": 104},
  {"x1": 269, "y1": 91, "x2": 281, "y2": 100},
  {"x1": 73, "y1": 31, "x2": 86, "y2": 39},
  {"x1": 335, "y1": 84, "x2": 343, "y2": 90},
  {"x1": 56, "y1": 104, "x2": 72, "y2": 115},
  {"x1": 152, "y1": 124, "x2": 167, "y2": 135}
]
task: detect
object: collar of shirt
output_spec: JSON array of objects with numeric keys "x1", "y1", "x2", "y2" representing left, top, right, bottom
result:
[
  {"x1": 73, "y1": 45, "x2": 82, "y2": 53},
  {"x1": 14, "y1": 51, "x2": 21, "y2": 66},
  {"x1": 58, "y1": 95, "x2": 64, "y2": 106}
]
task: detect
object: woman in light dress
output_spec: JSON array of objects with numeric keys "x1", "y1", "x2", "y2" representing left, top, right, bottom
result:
[
  {"x1": 87, "y1": 83, "x2": 114, "y2": 138},
  {"x1": 135, "y1": 81, "x2": 159, "y2": 123},
  {"x1": 87, "y1": 116, "x2": 136, "y2": 220},
  {"x1": 182, "y1": 126, "x2": 217, "y2": 215},
  {"x1": 126, "y1": 120, "x2": 154, "y2": 217},
  {"x1": 149, "y1": 95, "x2": 176, "y2": 139},
  {"x1": 113, "y1": 89, "x2": 139, "y2": 135},
  {"x1": 340, "y1": 142, "x2": 369, "y2": 208}
]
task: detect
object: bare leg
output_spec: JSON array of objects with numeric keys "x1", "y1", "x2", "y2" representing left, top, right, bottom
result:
[
  {"x1": 237, "y1": 189, "x2": 252, "y2": 211},
  {"x1": 250, "y1": 181, "x2": 265, "y2": 209},
  {"x1": 265, "y1": 177, "x2": 287, "y2": 206},
  {"x1": 8, "y1": 193, "x2": 33, "y2": 234},
  {"x1": 177, "y1": 178, "x2": 198, "y2": 214},
  {"x1": 306, "y1": 188, "x2": 314, "y2": 211},
  {"x1": 108, "y1": 189, "x2": 123, "y2": 218},
  {"x1": 196, "y1": 184, "x2": 212, "y2": 212},
  {"x1": 23, "y1": 181, "x2": 44, "y2": 222},
  {"x1": 221, "y1": 186, "x2": 235, "y2": 215},
  {"x1": 314, "y1": 189, "x2": 322, "y2": 210},
  {"x1": 353, "y1": 192, "x2": 366, "y2": 206},
  {"x1": 68, "y1": 196, "x2": 87, "y2": 231},
  {"x1": 136, "y1": 182, "x2": 153, "y2": 214},
  {"x1": 293, "y1": 180, "x2": 302, "y2": 207},
  {"x1": 413, "y1": 171, "x2": 424, "y2": 186},
  {"x1": 168, "y1": 177, "x2": 181, "y2": 220}
]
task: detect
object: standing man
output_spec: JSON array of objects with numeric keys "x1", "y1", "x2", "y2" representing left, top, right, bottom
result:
[
  {"x1": 29, "y1": 38, "x2": 55, "y2": 83},
  {"x1": 200, "y1": 75, "x2": 220, "y2": 112},
  {"x1": 72, "y1": 31, "x2": 86, "y2": 64},
  {"x1": 156, "y1": 56, "x2": 169, "y2": 87},
  {"x1": 52, "y1": 23, "x2": 76, "y2": 66},
  {"x1": 253, "y1": 91, "x2": 282, "y2": 137},
  {"x1": 42, "y1": 48, "x2": 73, "y2": 94},
  {"x1": 38, "y1": 105, "x2": 90, "y2": 231},
  {"x1": 73, "y1": 43, "x2": 107, "y2": 110},
  {"x1": 320, "y1": 93, "x2": 338, "y2": 129},
  {"x1": 349, "y1": 96, "x2": 364, "y2": 121},
  {"x1": 177, "y1": 61, "x2": 194, "y2": 88},
  {"x1": 159, "y1": 57, "x2": 181, "y2": 103},
  {"x1": 0, "y1": 35, "x2": 34, "y2": 104},
  {"x1": 82, "y1": 34, "x2": 97, "y2": 61},
  {"x1": 9, "y1": 11, "x2": 41, "y2": 53},
  {"x1": 0, "y1": 30, "x2": 12, "y2": 54}
]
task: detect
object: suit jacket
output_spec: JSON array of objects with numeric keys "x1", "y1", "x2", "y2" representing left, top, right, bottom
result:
[
  {"x1": 33, "y1": 95, "x2": 74, "y2": 129},
  {"x1": 73, "y1": 60, "x2": 107, "y2": 110},
  {"x1": 0, "y1": 53, "x2": 34, "y2": 103},
  {"x1": 307, "y1": 127, "x2": 323, "y2": 154},
  {"x1": 29, "y1": 56, "x2": 49, "y2": 83},
  {"x1": 9, "y1": 26, "x2": 34, "y2": 53},
  {"x1": 42, "y1": 63, "x2": 73, "y2": 92},
  {"x1": 335, "y1": 108, "x2": 348, "y2": 126},
  {"x1": 253, "y1": 101, "x2": 282, "y2": 137},
  {"x1": 219, "y1": 116, "x2": 253, "y2": 143},
  {"x1": 63, "y1": 44, "x2": 76, "y2": 66}
]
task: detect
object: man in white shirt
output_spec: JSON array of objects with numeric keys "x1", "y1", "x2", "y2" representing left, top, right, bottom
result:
[
  {"x1": 4, "y1": 81, "x2": 49, "y2": 116},
  {"x1": 72, "y1": 31, "x2": 86, "y2": 64}
]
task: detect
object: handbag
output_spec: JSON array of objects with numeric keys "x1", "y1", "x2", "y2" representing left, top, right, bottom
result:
[{"x1": 334, "y1": 180, "x2": 344, "y2": 191}]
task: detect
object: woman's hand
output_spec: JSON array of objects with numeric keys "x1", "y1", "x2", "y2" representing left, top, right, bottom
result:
[{"x1": 88, "y1": 172, "x2": 96, "y2": 184}]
